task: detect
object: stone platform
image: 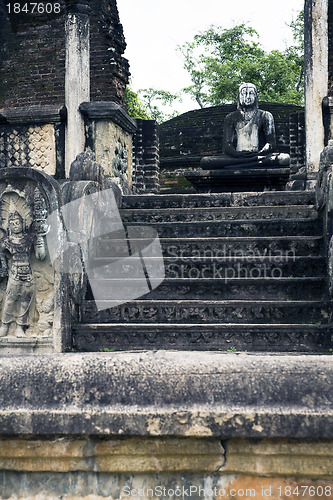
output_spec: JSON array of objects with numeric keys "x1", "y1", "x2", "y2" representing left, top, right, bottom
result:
[
  {"x1": 1, "y1": 351, "x2": 333, "y2": 437},
  {"x1": 184, "y1": 167, "x2": 290, "y2": 192},
  {"x1": 1, "y1": 351, "x2": 333, "y2": 497}
]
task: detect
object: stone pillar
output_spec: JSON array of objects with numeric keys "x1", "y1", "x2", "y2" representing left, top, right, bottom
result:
[
  {"x1": 304, "y1": 0, "x2": 328, "y2": 182},
  {"x1": 65, "y1": 2, "x2": 90, "y2": 177},
  {"x1": 132, "y1": 120, "x2": 144, "y2": 192},
  {"x1": 132, "y1": 119, "x2": 160, "y2": 193}
]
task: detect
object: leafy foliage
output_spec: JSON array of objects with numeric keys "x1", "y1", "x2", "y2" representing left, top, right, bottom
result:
[
  {"x1": 137, "y1": 88, "x2": 182, "y2": 123},
  {"x1": 124, "y1": 86, "x2": 182, "y2": 123},
  {"x1": 178, "y1": 16, "x2": 304, "y2": 107},
  {"x1": 124, "y1": 86, "x2": 151, "y2": 120}
]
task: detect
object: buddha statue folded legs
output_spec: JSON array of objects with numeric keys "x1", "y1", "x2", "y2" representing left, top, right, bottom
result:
[{"x1": 201, "y1": 152, "x2": 290, "y2": 170}]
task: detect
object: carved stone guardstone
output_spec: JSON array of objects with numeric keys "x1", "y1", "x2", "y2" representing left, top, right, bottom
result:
[{"x1": 0, "y1": 168, "x2": 71, "y2": 353}]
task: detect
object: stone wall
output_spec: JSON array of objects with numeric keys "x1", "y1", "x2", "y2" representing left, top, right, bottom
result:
[
  {"x1": 0, "y1": 437, "x2": 333, "y2": 499},
  {"x1": 0, "y1": 0, "x2": 139, "y2": 185},
  {"x1": 89, "y1": 0, "x2": 129, "y2": 106},
  {"x1": 286, "y1": 111, "x2": 307, "y2": 190},
  {"x1": 0, "y1": 0, "x2": 66, "y2": 107}
]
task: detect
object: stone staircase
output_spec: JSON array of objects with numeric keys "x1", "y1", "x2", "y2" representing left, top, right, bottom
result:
[{"x1": 73, "y1": 191, "x2": 333, "y2": 353}]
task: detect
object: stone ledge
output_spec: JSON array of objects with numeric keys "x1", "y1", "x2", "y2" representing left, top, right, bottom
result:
[
  {"x1": 79, "y1": 101, "x2": 137, "y2": 134},
  {"x1": 224, "y1": 438, "x2": 333, "y2": 478},
  {"x1": 0, "y1": 105, "x2": 66, "y2": 124},
  {"x1": 1, "y1": 352, "x2": 333, "y2": 437},
  {"x1": 0, "y1": 437, "x2": 224, "y2": 473}
]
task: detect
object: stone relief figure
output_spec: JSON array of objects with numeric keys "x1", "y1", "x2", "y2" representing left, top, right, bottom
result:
[
  {"x1": 34, "y1": 271, "x2": 54, "y2": 337},
  {"x1": 112, "y1": 141, "x2": 128, "y2": 181},
  {"x1": 200, "y1": 83, "x2": 290, "y2": 170},
  {"x1": 36, "y1": 292, "x2": 54, "y2": 337},
  {"x1": 0, "y1": 191, "x2": 47, "y2": 338}
]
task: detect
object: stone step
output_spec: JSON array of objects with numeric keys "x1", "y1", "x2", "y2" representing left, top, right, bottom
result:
[
  {"x1": 90, "y1": 256, "x2": 326, "y2": 279},
  {"x1": 123, "y1": 218, "x2": 321, "y2": 238},
  {"x1": 81, "y1": 300, "x2": 331, "y2": 325},
  {"x1": 122, "y1": 191, "x2": 315, "y2": 209},
  {"x1": 96, "y1": 236, "x2": 324, "y2": 258},
  {"x1": 73, "y1": 323, "x2": 333, "y2": 353},
  {"x1": 86, "y1": 277, "x2": 326, "y2": 301},
  {"x1": 120, "y1": 205, "x2": 318, "y2": 223}
]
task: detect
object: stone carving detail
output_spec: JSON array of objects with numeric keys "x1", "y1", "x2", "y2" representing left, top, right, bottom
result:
[
  {"x1": 74, "y1": 325, "x2": 333, "y2": 353},
  {"x1": 35, "y1": 272, "x2": 54, "y2": 337},
  {"x1": 81, "y1": 300, "x2": 328, "y2": 325},
  {"x1": 0, "y1": 189, "x2": 49, "y2": 338},
  {"x1": 112, "y1": 141, "x2": 128, "y2": 181},
  {"x1": 122, "y1": 207, "x2": 315, "y2": 223},
  {"x1": 0, "y1": 176, "x2": 59, "y2": 348},
  {"x1": 0, "y1": 125, "x2": 56, "y2": 173}
]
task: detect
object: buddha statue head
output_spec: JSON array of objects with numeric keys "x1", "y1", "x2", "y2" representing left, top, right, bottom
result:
[{"x1": 237, "y1": 83, "x2": 258, "y2": 110}]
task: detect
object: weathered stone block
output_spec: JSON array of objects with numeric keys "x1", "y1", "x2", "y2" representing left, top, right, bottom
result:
[{"x1": 80, "y1": 102, "x2": 136, "y2": 190}]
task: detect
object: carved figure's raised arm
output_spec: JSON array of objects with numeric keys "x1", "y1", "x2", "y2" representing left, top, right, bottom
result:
[
  {"x1": 223, "y1": 114, "x2": 238, "y2": 157},
  {"x1": 259, "y1": 111, "x2": 276, "y2": 155}
]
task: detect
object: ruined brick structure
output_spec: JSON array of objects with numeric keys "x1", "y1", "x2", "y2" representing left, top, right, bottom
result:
[
  {"x1": 89, "y1": 0, "x2": 129, "y2": 104},
  {"x1": 0, "y1": 0, "x2": 129, "y2": 108},
  {"x1": 0, "y1": 0, "x2": 160, "y2": 192}
]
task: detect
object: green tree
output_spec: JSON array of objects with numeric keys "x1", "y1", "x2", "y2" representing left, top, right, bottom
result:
[
  {"x1": 124, "y1": 86, "x2": 151, "y2": 120},
  {"x1": 178, "y1": 18, "x2": 304, "y2": 107},
  {"x1": 137, "y1": 88, "x2": 182, "y2": 123},
  {"x1": 287, "y1": 10, "x2": 304, "y2": 94}
]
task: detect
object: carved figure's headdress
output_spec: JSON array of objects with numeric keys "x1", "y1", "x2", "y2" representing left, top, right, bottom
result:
[
  {"x1": 8, "y1": 211, "x2": 23, "y2": 223},
  {"x1": 0, "y1": 192, "x2": 32, "y2": 235},
  {"x1": 237, "y1": 82, "x2": 258, "y2": 109}
]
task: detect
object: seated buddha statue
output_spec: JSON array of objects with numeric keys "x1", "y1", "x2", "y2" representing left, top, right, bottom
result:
[{"x1": 200, "y1": 83, "x2": 290, "y2": 170}]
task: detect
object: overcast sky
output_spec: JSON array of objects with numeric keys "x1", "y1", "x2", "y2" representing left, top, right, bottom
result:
[{"x1": 117, "y1": 0, "x2": 305, "y2": 113}]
